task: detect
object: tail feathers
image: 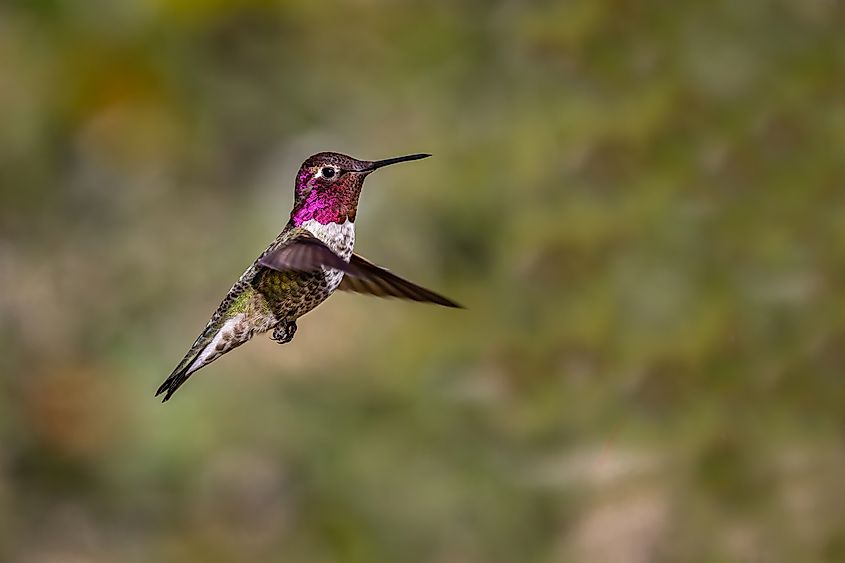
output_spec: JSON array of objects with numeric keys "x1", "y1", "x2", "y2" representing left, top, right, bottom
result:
[
  {"x1": 156, "y1": 365, "x2": 192, "y2": 402},
  {"x1": 156, "y1": 313, "x2": 252, "y2": 402},
  {"x1": 156, "y1": 316, "x2": 247, "y2": 403}
]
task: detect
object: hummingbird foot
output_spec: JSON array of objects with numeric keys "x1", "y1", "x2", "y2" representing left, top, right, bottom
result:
[{"x1": 271, "y1": 321, "x2": 297, "y2": 344}]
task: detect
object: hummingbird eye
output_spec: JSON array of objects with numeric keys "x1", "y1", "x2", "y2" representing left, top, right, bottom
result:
[{"x1": 319, "y1": 166, "x2": 336, "y2": 179}]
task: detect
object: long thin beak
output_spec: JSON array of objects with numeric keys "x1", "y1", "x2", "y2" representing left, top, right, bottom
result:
[{"x1": 361, "y1": 153, "x2": 431, "y2": 172}]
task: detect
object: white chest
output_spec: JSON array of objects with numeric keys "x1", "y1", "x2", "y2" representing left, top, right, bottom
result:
[
  {"x1": 299, "y1": 219, "x2": 355, "y2": 294},
  {"x1": 300, "y1": 219, "x2": 355, "y2": 260}
]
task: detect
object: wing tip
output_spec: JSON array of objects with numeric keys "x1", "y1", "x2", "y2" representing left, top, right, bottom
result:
[
  {"x1": 429, "y1": 293, "x2": 464, "y2": 309},
  {"x1": 414, "y1": 286, "x2": 464, "y2": 309}
]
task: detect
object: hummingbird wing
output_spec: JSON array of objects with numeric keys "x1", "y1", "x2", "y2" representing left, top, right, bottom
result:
[
  {"x1": 259, "y1": 239, "x2": 461, "y2": 307},
  {"x1": 257, "y1": 232, "x2": 354, "y2": 273},
  {"x1": 338, "y1": 253, "x2": 463, "y2": 308}
]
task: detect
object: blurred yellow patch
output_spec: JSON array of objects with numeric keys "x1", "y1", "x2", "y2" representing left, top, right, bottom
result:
[{"x1": 149, "y1": 0, "x2": 281, "y2": 25}]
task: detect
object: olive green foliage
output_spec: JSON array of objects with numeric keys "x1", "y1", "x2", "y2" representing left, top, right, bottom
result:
[{"x1": 2, "y1": 0, "x2": 844, "y2": 561}]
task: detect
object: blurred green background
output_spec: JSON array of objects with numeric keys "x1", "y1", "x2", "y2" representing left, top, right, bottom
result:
[{"x1": 2, "y1": 0, "x2": 845, "y2": 561}]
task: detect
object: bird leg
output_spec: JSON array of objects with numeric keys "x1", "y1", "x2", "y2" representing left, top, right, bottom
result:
[{"x1": 271, "y1": 321, "x2": 297, "y2": 344}]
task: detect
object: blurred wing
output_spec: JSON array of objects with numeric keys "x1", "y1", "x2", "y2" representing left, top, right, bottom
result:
[
  {"x1": 338, "y1": 253, "x2": 463, "y2": 308},
  {"x1": 258, "y1": 233, "x2": 352, "y2": 273}
]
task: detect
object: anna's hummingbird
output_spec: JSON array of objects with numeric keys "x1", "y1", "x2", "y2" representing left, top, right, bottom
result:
[{"x1": 156, "y1": 152, "x2": 461, "y2": 402}]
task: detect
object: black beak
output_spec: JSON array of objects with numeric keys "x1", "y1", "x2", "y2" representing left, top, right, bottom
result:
[{"x1": 361, "y1": 153, "x2": 431, "y2": 172}]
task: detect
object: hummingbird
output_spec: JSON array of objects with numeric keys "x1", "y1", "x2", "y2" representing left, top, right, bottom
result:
[{"x1": 156, "y1": 152, "x2": 461, "y2": 402}]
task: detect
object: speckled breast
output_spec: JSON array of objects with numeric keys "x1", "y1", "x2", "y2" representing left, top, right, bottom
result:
[{"x1": 268, "y1": 219, "x2": 355, "y2": 320}]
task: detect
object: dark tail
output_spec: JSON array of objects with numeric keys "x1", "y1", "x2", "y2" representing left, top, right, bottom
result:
[
  {"x1": 156, "y1": 314, "x2": 253, "y2": 402},
  {"x1": 155, "y1": 361, "x2": 197, "y2": 403}
]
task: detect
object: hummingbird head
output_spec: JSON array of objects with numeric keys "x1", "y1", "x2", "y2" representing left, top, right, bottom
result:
[{"x1": 290, "y1": 152, "x2": 431, "y2": 226}]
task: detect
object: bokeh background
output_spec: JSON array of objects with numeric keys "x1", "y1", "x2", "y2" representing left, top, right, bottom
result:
[{"x1": 2, "y1": 0, "x2": 845, "y2": 561}]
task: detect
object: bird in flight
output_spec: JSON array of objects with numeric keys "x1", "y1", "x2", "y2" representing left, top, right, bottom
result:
[{"x1": 156, "y1": 152, "x2": 461, "y2": 402}]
